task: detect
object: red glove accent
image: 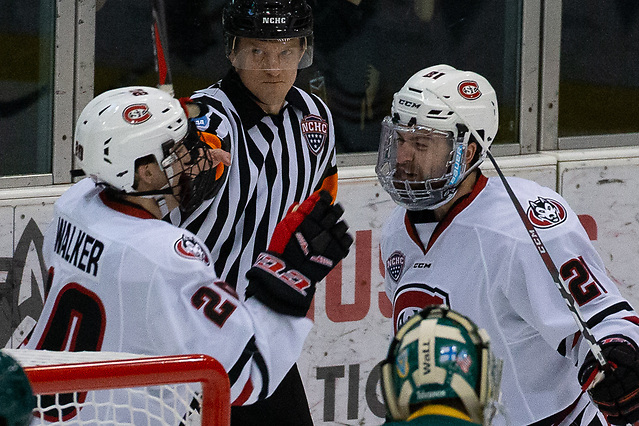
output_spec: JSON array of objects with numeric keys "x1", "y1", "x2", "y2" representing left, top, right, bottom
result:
[{"x1": 268, "y1": 192, "x2": 321, "y2": 254}]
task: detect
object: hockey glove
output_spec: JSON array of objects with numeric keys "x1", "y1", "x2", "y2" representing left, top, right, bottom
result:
[
  {"x1": 246, "y1": 190, "x2": 353, "y2": 317},
  {"x1": 578, "y1": 336, "x2": 639, "y2": 425}
]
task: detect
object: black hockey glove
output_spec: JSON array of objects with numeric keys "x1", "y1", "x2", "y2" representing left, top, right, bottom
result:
[
  {"x1": 578, "y1": 336, "x2": 639, "y2": 425},
  {"x1": 246, "y1": 190, "x2": 353, "y2": 317}
]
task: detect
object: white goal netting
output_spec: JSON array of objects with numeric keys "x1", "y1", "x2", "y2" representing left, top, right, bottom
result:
[{"x1": 2, "y1": 349, "x2": 230, "y2": 426}]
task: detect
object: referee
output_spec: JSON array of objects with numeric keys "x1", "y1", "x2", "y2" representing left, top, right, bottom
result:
[{"x1": 173, "y1": 0, "x2": 338, "y2": 424}]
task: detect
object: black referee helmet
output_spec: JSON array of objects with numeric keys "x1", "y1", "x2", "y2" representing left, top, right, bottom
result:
[{"x1": 222, "y1": 0, "x2": 313, "y2": 40}]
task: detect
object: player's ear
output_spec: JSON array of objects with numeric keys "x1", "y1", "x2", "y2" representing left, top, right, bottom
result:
[{"x1": 465, "y1": 141, "x2": 478, "y2": 165}]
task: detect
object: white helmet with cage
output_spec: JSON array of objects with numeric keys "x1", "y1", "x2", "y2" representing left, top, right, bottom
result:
[
  {"x1": 376, "y1": 65, "x2": 499, "y2": 210},
  {"x1": 74, "y1": 86, "x2": 225, "y2": 213},
  {"x1": 74, "y1": 86, "x2": 188, "y2": 192}
]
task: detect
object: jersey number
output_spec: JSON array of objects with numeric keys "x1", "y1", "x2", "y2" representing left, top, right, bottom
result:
[
  {"x1": 560, "y1": 256, "x2": 603, "y2": 306},
  {"x1": 191, "y1": 285, "x2": 237, "y2": 327},
  {"x1": 35, "y1": 281, "x2": 106, "y2": 421}
]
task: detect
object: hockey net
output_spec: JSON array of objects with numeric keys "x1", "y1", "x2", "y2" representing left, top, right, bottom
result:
[{"x1": 2, "y1": 349, "x2": 230, "y2": 426}]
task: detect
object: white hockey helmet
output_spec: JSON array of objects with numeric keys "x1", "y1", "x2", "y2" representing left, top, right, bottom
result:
[
  {"x1": 74, "y1": 86, "x2": 225, "y2": 212},
  {"x1": 376, "y1": 65, "x2": 499, "y2": 210},
  {"x1": 74, "y1": 86, "x2": 188, "y2": 192}
]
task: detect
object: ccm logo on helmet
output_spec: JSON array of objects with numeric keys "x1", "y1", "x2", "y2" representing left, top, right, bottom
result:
[
  {"x1": 398, "y1": 99, "x2": 421, "y2": 109},
  {"x1": 263, "y1": 17, "x2": 287, "y2": 24},
  {"x1": 122, "y1": 104, "x2": 152, "y2": 124},
  {"x1": 457, "y1": 80, "x2": 482, "y2": 100}
]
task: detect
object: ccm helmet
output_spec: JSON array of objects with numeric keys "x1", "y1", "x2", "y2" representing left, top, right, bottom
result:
[
  {"x1": 376, "y1": 65, "x2": 499, "y2": 210},
  {"x1": 223, "y1": 0, "x2": 314, "y2": 69},
  {"x1": 0, "y1": 351, "x2": 36, "y2": 426},
  {"x1": 74, "y1": 86, "x2": 225, "y2": 213},
  {"x1": 381, "y1": 305, "x2": 500, "y2": 425}
]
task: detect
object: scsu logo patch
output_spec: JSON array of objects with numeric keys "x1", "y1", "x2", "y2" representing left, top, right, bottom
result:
[
  {"x1": 301, "y1": 114, "x2": 328, "y2": 155},
  {"x1": 122, "y1": 104, "x2": 152, "y2": 124},
  {"x1": 175, "y1": 235, "x2": 210, "y2": 265},
  {"x1": 386, "y1": 251, "x2": 405, "y2": 282},
  {"x1": 527, "y1": 196, "x2": 567, "y2": 228},
  {"x1": 457, "y1": 80, "x2": 482, "y2": 100},
  {"x1": 393, "y1": 283, "x2": 449, "y2": 333}
]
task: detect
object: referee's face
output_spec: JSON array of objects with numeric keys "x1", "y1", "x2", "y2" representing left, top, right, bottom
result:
[{"x1": 231, "y1": 38, "x2": 302, "y2": 114}]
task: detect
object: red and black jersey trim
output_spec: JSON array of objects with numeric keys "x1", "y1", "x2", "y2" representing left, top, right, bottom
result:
[
  {"x1": 586, "y1": 301, "x2": 634, "y2": 329},
  {"x1": 228, "y1": 336, "x2": 269, "y2": 400},
  {"x1": 99, "y1": 190, "x2": 155, "y2": 219}
]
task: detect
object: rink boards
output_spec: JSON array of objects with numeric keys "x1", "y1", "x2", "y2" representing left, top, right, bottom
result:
[{"x1": 1, "y1": 147, "x2": 638, "y2": 425}]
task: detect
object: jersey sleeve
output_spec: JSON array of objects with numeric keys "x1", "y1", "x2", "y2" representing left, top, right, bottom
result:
[
  {"x1": 134, "y1": 230, "x2": 313, "y2": 405},
  {"x1": 504, "y1": 189, "x2": 639, "y2": 365}
]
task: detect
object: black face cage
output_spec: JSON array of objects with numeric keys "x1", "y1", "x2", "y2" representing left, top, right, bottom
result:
[{"x1": 162, "y1": 122, "x2": 224, "y2": 213}]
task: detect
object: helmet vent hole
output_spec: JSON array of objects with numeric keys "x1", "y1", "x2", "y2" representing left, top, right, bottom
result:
[
  {"x1": 162, "y1": 107, "x2": 170, "y2": 113},
  {"x1": 408, "y1": 87, "x2": 422, "y2": 93},
  {"x1": 98, "y1": 105, "x2": 110, "y2": 115}
]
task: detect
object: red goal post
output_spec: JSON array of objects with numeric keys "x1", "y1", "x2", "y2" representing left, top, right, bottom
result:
[{"x1": 3, "y1": 349, "x2": 230, "y2": 426}]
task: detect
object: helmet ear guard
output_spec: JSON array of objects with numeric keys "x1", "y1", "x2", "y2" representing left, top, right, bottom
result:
[{"x1": 380, "y1": 305, "x2": 501, "y2": 425}]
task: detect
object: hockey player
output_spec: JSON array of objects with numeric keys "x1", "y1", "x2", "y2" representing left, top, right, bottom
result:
[
  {"x1": 0, "y1": 351, "x2": 35, "y2": 426},
  {"x1": 24, "y1": 86, "x2": 352, "y2": 423},
  {"x1": 380, "y1": 305, "x2": 502, "y2": 426},
  {"x1": 376, "y1": 64, "x2": 639, "y2": 425},
  {"x1": 174, "y1": 0, "x2": 338, "y2": 424}
]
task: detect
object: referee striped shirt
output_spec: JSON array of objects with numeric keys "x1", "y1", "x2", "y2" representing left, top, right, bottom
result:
[{"x1": 169, "y1": 70, "x2": 338, "y2": 296}]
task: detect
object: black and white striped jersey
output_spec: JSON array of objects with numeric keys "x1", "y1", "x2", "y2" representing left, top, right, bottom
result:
[{"x1": 169, "y1": 70, "x2": 338, "y2": 296}]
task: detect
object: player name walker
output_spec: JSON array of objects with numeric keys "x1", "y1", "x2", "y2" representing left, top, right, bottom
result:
[{"x1": 53, "y1": 217, "x2": 104, "y2": 276}]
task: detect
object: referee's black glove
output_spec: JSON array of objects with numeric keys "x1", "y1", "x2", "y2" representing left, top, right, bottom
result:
[
  {"x1": 246, "y1": 190, "x2": 353, "y2": 317},
  {"x1": 578, "y1": 336, "x2": 639, "y2": 425}
]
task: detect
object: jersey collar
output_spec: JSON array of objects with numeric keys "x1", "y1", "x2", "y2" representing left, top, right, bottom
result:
[
  {"x1": 405, "y1": 173, "x2": 488, "y2": 254},
  {"x1": 221, "y1": 69, "x2": 309, "y2": 129},
  {"x1": 99, "y1": 190, "x2": 156, "y2": 219}
]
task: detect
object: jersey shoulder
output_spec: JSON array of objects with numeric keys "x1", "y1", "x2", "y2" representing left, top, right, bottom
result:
[
  {"x1": 129, "y1": 220, "x2": 214, "y2": 271},
  {"x1": 472, "y1": 176, "x2": 581, "y2": 239}
]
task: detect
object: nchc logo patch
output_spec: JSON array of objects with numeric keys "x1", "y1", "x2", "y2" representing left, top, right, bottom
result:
[
  {"x1": 301, "y1": 114, "x2": 328, "y2": 155},
  {"x1": 527, "y1": 196, "x2": 567, "y2": 228},
  {"x1": 174, "y1": 235, "x2": 210, "y2": 265},
  {"x1": 386, "y1": 251, "x2": 405, "y2": 282}
]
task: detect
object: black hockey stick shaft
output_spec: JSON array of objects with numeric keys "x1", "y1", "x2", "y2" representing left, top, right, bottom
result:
[
  {"x1": 151, "y1": 0, "x2": 173, "y2": 95},
  {"x1": 486, "y1": 151, "x2": 606, "y2": 367}
]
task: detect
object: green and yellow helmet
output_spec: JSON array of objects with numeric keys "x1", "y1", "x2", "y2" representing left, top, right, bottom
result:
[
  {"x1": 0, "y1": 351, "x2": 36, "y2": 426},
  {"x1": 381, "y1": 305, "x2": 498, "y2": 424}
]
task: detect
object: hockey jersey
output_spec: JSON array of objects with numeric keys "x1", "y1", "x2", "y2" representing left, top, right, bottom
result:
[
  {"x1": 381, "y1": 174, "x2": 639, "y2": 425},
  {"x1": 168, "y1": 70, "x2": 338, "y2": 298},
  {"x1": 25, "y1": 178, "x2": 313, "y2": 421}
]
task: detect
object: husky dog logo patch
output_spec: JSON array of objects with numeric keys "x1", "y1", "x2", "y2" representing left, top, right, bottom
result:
[
  {"x1": 175, "y1": 235, "x2": 210, "y2": 265},
  {"x1": 527, "y1": 196, "x2": 567, "y2": 228},
  {"x1": 301, "y1": 114, "x2": 328, "y2": 155}
]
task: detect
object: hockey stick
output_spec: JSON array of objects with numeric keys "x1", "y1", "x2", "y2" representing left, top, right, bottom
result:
[
  {"x1": 485, "y1": 151, "x2": 607, "y2": 368},
  {"x1": 151, "y1": 0, "x2": 174, "y2": 96}
]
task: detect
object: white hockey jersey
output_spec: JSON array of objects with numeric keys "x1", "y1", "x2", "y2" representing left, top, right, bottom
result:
[
  {"x1": 25, "y1": 178, "x2": 313, "y2": 420},
  {"x1": 381, "y1": 174, "x2": 639, "y2": 425}
]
